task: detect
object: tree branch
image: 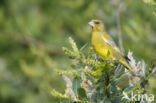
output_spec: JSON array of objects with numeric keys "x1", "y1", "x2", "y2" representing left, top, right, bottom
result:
[
  {"x1": 116, "y1": 4, "x2": 125, "y2": 54},
  {"x1": 1, "y1": 34, "x2": 62, "y2": 55}
]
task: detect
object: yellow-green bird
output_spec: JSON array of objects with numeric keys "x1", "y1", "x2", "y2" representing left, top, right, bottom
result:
[{"x1": 89, "y1": 19, "x2": 133, "y2": 72}]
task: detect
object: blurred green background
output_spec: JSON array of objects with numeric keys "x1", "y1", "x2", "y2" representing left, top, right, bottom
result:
[{"x1": 0, "y1": 0, "x2": 156, "y2": 103}]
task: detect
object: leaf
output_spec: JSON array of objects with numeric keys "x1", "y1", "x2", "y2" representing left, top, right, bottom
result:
[
  {"x1": 60, "y1": 99, "x2": 74, "y2": 103},
  {"x1": 104, "y1": 97, "x2": 112, "y2": 103},
  {"x1": 72, "y1": 77, "x2": 81, "y2": 96},
  {"x1": 123, "y1": 86, "x2": 134, "y2": 92},
  {"x1": 112, "y1": 74, "x2": 126, "y2": 86},
  {"x1": 115, "y1": 68, "x2": 125, "y2": 78},
  {"x1": 51, "y1": 89, "x2": 69, "y2": 99},
  {"x1": 68, "y1": 37, "x2": 79, "y2": 53},
  {"x1": 80, "y1": 43, "x2": 88, "y2": 51},
  {"x1": 107, "y1": 50, "x2": 110, "y2": 57},
  {"x1": 141, "y1": 60, "x2": 146, "y2": 76},
  {"x1": 77, "y1": 88, "x2": 87, "y2": 99},
  {"x1": 139, "y1": 77, "x2": 144, "y2": 84},
  {"x1": 146, "y1": 67, "x2": 156, "y2": 79},
  {"x1": 143, "y1": 0, "x2": 156, "y2": 5},
  {"x1": 152, "y1": 67, "x2": 156, "y2": 74}
]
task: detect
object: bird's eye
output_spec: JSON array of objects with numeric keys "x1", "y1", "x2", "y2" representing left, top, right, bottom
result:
[{"x1": 95, "y1": 22, "x2": 100, "y2": 24}]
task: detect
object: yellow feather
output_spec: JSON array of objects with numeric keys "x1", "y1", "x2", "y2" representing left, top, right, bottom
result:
[{"x1": 90, "y1": 20, "x2": 133, "y2": 72}]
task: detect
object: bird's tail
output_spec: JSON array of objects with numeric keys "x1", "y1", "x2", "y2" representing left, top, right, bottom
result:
[
  {"x1": 119, "y1": 59, "x2": 134, "y2": 73},
  {"x1": 124, "y1": 56, "x2": 131, "y2": 63}
]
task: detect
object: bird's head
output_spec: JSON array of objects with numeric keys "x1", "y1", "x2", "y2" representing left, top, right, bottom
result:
[{"x1": 89, "y1": 20, "x2": 105, "y2": 32}]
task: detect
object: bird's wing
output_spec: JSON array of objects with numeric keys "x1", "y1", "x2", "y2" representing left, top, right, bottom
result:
[
  {"x1": 101, "y1": 32, "x2": 123, "y2": 58},
  {"x1": 102, "y1": 32, "x2": 117, "y2": 47}
]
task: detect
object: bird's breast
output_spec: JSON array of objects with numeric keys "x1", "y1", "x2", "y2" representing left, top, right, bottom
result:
[
  {"x1": 91, "y1": 32, "x2": 106, "y2": 54},
  {"x1": 91, "y1": 31, "x2": 115, "y2": 60}
]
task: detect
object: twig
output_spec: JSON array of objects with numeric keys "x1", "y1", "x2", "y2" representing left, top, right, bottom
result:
[
  {"x1": 0, "y1": 34, "x2": 62, "y2": 55},
  {"x1": 62, "y1": 75, "x2": 78, "y2": 101},
  {"x1": 116, "y1": 4, "x2": 125, "y2": 54}
]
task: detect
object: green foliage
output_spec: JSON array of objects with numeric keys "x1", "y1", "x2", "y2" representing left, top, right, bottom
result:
[
  {"x1": 52, "y1": 37, "x2": 156, "y2": 103},
  {"x1": 0, "y1": 0, "x2": 156, "y2": 103}
]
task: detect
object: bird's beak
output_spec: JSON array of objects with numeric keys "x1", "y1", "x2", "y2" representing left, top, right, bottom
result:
[{"x1": 88, "y1": 20, "x2": 95, "y2": 27}]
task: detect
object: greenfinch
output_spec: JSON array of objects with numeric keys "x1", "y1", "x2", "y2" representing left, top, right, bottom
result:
[{"x1": 89, "y1": 19, "x2": 133, "y2": 72}]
